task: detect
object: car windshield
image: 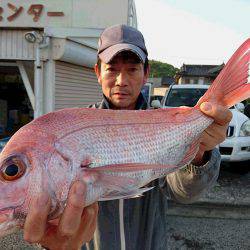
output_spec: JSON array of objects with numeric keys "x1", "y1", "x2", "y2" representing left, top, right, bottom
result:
[{"x1": 164, "y1": 88, "x2": 208, "y2": 107}]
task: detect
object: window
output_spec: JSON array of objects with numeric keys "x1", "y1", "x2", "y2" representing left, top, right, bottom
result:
[{"x1": 165, "y1": 88, "x2": 208, "y2": 107}]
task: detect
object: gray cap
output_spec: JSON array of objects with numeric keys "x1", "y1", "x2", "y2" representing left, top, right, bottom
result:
[{"x1": 97, "y1": 24, "x2": 148, "y2": 63}]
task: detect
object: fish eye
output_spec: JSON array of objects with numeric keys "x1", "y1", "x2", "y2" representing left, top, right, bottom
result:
[
  {"x1": 1, "y1": 158, "x2": 26, "y2": 181},
  {"x1": 5, "y1": 164, "x2": 19, "y2": 176}
]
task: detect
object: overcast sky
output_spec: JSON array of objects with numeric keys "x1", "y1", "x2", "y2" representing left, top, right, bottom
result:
[{"x1": 134, "y1": 0, "x2": 249, "y2": 68}]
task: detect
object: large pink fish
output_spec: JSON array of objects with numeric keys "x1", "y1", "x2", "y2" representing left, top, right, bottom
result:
[{"x1": 0, "y1": 39, "x2": 249, "y2": 237}]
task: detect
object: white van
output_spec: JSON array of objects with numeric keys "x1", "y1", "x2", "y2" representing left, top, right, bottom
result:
[{"x1": 154, "y1": 84, "x2": 250, "y2": 163}]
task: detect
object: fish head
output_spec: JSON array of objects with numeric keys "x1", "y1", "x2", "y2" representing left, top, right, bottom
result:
[
  {"x1": 0, "y1": 150, "x2": 32, "y2": 236},
  {"x1": 0, "y1": 125, "x2": 63, "y2": 237}
]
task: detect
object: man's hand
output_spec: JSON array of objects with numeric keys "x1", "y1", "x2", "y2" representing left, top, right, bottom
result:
[
  {"x1": 23, "y1": 181, "x2": 98, "y2": 250},
  {"x1": 192, "y1": 102, "x2": 232, "y2": 165}
]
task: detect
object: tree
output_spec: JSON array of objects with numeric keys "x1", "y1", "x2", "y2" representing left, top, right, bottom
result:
[{"x1": 149, "y1": 60, "x2": 178, "y2": 78}]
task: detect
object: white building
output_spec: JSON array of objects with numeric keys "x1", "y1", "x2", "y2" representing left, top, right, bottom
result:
[{"x1": 0, "y1": 0, "x2": 137, "y2": 138}]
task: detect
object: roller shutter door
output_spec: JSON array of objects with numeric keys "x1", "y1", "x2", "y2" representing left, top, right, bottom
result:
[
  {"x1": 55, "y1": 61, "x2": 102, "y2": 110},
  {"x1": 0, "y1": 30, "x2": 35, "y2": 60}
]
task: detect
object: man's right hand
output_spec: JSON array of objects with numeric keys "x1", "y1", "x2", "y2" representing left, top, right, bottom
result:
[{"x1": 23, "y1": 181, "x2": 98, "y2": 250}]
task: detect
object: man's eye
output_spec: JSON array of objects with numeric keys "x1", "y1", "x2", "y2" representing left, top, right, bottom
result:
[
  {"x1": 129, "y1": 68, "x2": 138, "y2": 72},
  {"x1": 106, "y1": 67, "x2": 116, "y2": 72}
]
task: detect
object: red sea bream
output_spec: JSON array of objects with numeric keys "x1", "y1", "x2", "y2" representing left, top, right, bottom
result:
[{"x1": 0, "y1": 39, "x2": 249, "y2": 237}]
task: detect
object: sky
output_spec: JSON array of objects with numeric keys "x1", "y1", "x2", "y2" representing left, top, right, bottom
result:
[{"x1": 134, "y1": 0, "x2": 249, "y2": 68}]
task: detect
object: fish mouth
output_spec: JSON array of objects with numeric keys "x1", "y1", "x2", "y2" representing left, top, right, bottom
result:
[{"x1": 0, "y1": 209, "x2": 19, "y2": 237}]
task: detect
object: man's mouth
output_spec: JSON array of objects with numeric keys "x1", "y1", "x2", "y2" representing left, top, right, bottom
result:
[
  {"x1": 112, "y1": 91, "x2": 130, "y2": 98},
  {"x1": 114, "y1": 93, "x2": 127, "y2": 96}
]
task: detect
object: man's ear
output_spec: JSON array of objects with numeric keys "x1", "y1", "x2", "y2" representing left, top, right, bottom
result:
[
  {"x1": 94, "y1": 64, "x2": 102, "y2": 85},
  {"x1": 143, "y1": 64, "x2": 150, "y2": 84}
]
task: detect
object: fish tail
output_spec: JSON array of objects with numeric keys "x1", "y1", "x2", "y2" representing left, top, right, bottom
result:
[{"x1": 197, "y1": 38, "x2": 250, "y2": 107}]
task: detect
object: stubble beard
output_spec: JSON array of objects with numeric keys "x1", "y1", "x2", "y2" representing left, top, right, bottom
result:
[{"x1": 108, "y1": 89, "x2": 136, "y2": 110}]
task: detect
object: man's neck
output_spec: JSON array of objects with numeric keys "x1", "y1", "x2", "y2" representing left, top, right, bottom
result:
[{"x1": 102, "y1": 94, "x2": 148, "y2": 110}]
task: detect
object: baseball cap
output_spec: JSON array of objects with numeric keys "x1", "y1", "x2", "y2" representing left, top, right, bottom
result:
[{"x1": 97, "y1": 24, "x2": 148, "y2": 63}]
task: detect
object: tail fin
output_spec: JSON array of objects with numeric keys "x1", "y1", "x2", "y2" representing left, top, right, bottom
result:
[{"x1": 198, "y1": 39, "x2": 250, "y2": 108}]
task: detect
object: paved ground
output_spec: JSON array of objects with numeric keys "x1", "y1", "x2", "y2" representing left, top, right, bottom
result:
[
  {"x1": 166, "y1": 166, "x2": 250, "y2": 250},
  {"x1": 0, "y1": 232, "x2": 39, "y2": 250},
  {"x1": 202, "y1": 163, "x2": 250, "y2": 205},
  {"x1": 166, "y1": 216, "x2": 249, "y2": 250}
]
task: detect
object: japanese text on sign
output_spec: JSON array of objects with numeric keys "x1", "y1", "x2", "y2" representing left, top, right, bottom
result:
[{"x1": 0, "y1": 3, "x2": 64, "y2": 22}]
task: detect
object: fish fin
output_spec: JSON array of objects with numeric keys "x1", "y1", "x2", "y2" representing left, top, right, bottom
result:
[
  {"x1": 197, "y1": 38, "x2": 250, "y2": 108},
  {"x1": 86, "y1": 162, "x2": 178, "y2": 172},
  {"x1": 81, "y1": 162, "x2": 178, "y2": 190},
  {"x1": 81, "y1": 163, "x2": 178, "y2": 203},
  {"x1": 82, "y1": 163, "x2": 178, "y2": 189},
  {"x1": 81, "y1": 168, "x2": 137, "y2": 192},
  {"x1": 99, "y1": 186, "x2": 154, "y2": 201}
]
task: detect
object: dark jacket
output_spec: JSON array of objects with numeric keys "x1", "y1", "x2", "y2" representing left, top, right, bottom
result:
[{"x1": 82, "y1": 94, "x2": 221, "y2": 250}]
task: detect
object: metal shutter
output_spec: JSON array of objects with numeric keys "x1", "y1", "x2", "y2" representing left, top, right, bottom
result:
[
  {"x1": 0, "y1": 30, "x2": 35, "y2": 60},
  {"x1": 55, "y1": 61, "x2": 102, "y2": 110}
]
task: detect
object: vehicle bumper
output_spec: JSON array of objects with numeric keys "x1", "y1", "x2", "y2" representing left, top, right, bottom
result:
[{"x1": 219, "y1": 136, "x2": 250, "y2": 162}]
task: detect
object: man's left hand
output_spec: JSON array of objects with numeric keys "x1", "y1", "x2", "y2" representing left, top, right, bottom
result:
[
  {"x1": 24, "y1": 181, "x2": 98, "y2": 250},
  {"x1": 192, "y1": 102, "x2": 232, "y2": 165}
]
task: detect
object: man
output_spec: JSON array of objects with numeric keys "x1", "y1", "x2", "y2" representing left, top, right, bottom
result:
[
  {"x1": 23, "y1": 24, "x2": 232, "y2": 250},
  {"x1": 82, "y1": 24, "x2": 231, "y2": 250}
]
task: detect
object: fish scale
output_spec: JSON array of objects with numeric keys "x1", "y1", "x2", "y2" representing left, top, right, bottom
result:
[
  {"x1": 55, "y1": 109, "x2": 208, "y2": 169},
  {"x1": 0, "y1": 39, "x2": 249, "y2": 237}
]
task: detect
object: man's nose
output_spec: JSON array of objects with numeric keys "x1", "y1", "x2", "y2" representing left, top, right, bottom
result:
[{"x1": 115, "y1": 71, "x2": 128, "y2": 86}]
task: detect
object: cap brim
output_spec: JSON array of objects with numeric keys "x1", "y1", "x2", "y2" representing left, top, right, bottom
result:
[{"x1": 98, "y1": 43, "x2": 146, "y2": 63}]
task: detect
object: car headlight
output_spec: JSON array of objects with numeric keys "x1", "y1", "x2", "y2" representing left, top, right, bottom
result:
[{"x1": 239, "y1": 120, "x2": 250, "y2": 136}]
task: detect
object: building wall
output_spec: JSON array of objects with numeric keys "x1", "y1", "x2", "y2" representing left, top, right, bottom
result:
[
  {"x1": 0, "y1": 0, "x2": 138, "y2": 115},
  {"x1": 179, "y1": 76, "x2": 211, "y2": 85},
  {"x1": 0, "y1": 30, "x2": 35, "y2": 60},
  {"x1": 0, "y1": 0, "x2": 135, "y2": 29},
  {"x1": 153, "y1": 87, "x2": 167, "y2": 96},
  {"x1": 54, "y1": 61, "x2": 102, "y2": 110},
  {"x1": 148, "y1": 77, "x2": 162, "y2": 87},
  {"x1": 128, "y1": 0, "x2": 137, "y2": 28}
]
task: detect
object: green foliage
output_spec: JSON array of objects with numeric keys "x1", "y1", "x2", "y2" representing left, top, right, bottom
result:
[{"x1": 149, "y1": 60, "x2": 178, "y2": 78}]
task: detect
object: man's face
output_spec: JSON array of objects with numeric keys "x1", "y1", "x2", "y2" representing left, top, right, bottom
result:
[{"x1": 95, "y1": 52, "x2": 149, "y2": 110}]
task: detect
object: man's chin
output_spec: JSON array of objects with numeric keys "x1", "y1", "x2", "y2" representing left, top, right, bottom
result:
[{"x1": 111, "y1": 99, "x2": 135, "y2": 110}]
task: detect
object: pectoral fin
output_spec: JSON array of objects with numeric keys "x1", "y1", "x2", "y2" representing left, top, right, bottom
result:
[
  {"x1": 81, "y1": 163, "x2": 178, "y2": 204},
  {"x1": 99, "y1": 186, "x2": 154, "y2": 201}
]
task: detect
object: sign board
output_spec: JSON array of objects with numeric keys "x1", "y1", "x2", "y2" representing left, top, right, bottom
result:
[{"x1": 0, "y1": 0, "x2": 130, "y2": 28}]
